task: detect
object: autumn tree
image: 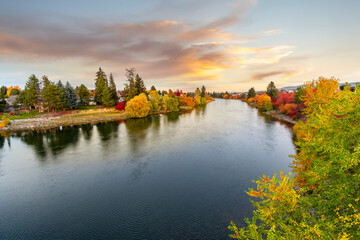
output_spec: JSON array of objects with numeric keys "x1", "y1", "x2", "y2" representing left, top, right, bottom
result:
[
  {"x1": 257, "y1": 94, "x2": 273, "y2": 111},
  {"x1": 229, "y1": 77, "x2": 360, "y2": 239},
  {"x1": 201, "y1": 85, "x2": 206, "y2": 98},
  {"x1": 125, "y1": 93, "x2": 151, "y2": 118},
  {"x1": 149, "y1": 90, "x2": 161, "y2": 112},
  {"x1": 294, "y1": 86, "x2": 305, "y2": 104},
  {"x1": 162, "y1": 94, "x2": 179, "y2": 111}
]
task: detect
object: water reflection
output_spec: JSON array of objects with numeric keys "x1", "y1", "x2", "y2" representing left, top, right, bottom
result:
[
  {"x1": 0, "y1": 100, "x2": 296, "y2": 240},
  {"x1": 125, "y1": 117, "x2": 152, "y2": 155},
  {"x1": 81, "y1": 124, "x2": 93, "y2": 141},
  {"x1": 45, "y1": 126, "x2": 80, "y2": 156},
  {"x1": 0, "y1": 134, "x2": 5, "y2": 149},
  {"x1": 96, "y1": 121, "x2": 119, "y2": 142}
]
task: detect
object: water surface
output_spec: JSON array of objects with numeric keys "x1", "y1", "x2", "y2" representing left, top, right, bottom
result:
[{"x1": 0, "y1": 99, "x2": 295, "y2": 239}]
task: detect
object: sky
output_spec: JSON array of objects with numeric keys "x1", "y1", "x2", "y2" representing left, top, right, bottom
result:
[{"x1": 0, "y1": 0, "x2": 359, "y2": 92}]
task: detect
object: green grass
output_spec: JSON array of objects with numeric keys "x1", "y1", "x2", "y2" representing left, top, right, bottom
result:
[{"x1": 4, "y1": 110, "x2": 47, "y2": 120}]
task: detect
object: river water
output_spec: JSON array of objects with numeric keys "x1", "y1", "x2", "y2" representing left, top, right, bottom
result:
[{"x1": 0, "y1": 99, "x2": 295, "y2": 239}]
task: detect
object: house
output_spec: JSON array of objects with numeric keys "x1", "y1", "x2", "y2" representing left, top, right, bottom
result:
[{"x1": 6, "y1": 95, "x2": 17, "y2": 106}]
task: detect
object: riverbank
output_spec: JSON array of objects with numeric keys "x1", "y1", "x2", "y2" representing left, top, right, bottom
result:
[
  {"x1": 0, "y1": 108, "x2": 128, "y2": 132},
  {"x1": 0, "y1": 101, "x2": 214, "y2": 132},
  {"x1": 246, "y1": 101, "x2": 299, "y2": 125}
]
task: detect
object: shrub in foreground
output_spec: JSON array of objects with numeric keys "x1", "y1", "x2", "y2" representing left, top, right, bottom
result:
[{"x1": 229, "y1": 77, "x2": 360, "y2": 239}]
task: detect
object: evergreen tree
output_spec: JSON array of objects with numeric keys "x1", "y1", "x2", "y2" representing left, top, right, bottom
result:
[
  {"x1": 123, "y1": 68, "x2": 136, "y2": 102},
  {"x1": 109, "y1": 73, "x2": 119, "y2": 103},
  {"x1": 56, "y1": 80, "x2": 64, "y2": 91},
  {"x1": 64, "y1": 81, "x2": 78, "y2": 109},
  {"x1": 151, "y1": 85, "x2": 156, "y2": 91},
  {"x1": 23, "y1": 74, "x2": 41, "y2": 109},
  {"x1": 266, "y1": 81, "x2": 278, "y2": 99},
  {"x1": 42, "y1": 76, "x2": 51, "y2": 89},
  {"x1": 95, "y1": 67, "x2": 108, "y2": 86},
  {"x1": 134, "y1": 74, "x2": 146, "y2": 95},
  {"x1": 248, "y1": 87, "x2": 256, "y2": 98},
  {"x1": 201, "y1": 85, "x2": 206, "y2": 98},
  {"x1": 94, "y1": 68, "x2": 108, "y2": 104},
  {"x1": 42, "y1": 81, "x2": 66, "y2": 112},
  {"x1": 102, "y1": 86, "x2": 115, "y2": 107},
  {"x1": 0, "y1": 86, "x2": 7, "y2": 97},
  {"x1": 78, "y1": 84, "x2": 91, "y2": 105}
]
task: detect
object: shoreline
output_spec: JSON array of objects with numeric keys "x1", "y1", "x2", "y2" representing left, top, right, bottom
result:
[{"x1": 0, "y1": 104, "x2": 211, "y2": 133}]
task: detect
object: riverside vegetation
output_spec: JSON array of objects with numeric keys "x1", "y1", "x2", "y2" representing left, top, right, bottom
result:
[
  {"x1": 0, "y1": 68, "x2": 214, "y2": 131},
  {"x1": 229, "y1": 77, "x2": 360, "y2": 239}
]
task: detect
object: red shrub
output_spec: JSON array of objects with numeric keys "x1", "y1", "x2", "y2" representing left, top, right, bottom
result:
[
  {"x1": 273, "y1": 91, "x2": 294, "y2": 108},
  {"x1": 115, "y1": 101, "x2": 126, "y2": 111},
  {"x1": 9, "y1": 112, "x2": 14, "y2": 116}
]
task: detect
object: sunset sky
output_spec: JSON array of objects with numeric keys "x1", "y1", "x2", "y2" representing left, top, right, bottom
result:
[{"x1": 0, "y1": 0, "x2": 359, "y2": 92}]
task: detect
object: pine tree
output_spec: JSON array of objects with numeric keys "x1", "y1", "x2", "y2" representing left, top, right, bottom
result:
[
  {"x1": 266, "y1": 81, "x2": 278, "y2": 99},
  {"x1": 23, "y1": 74, "x2": 41, "y2": 109},
  {"x1": 78, "y1": 84, "x2": 91, "y2": 105},
  {"x1": 109, "y1": 73, "x2": 119, "y2": 103},
  {"x1": 248, "y1": 87, "x2": 256, "y2": 98},
  {"x1": 102, "y1": 87, "x2": 115, "y2": 107},
  {"x1": 95, "y1": 68, "x2": 108, "y2": 104},
  {"x1": 42, "y1": 75, "x2": 51, "y2": 89},
  {"x1": 134, "y1": 74, "x2": 146, "y2": 95},
  {"x1": 123, "y1": 68, "x2": 136, "y2": 102},
  {"x1": 151, "y1": 85, "x2": 156, "y2": 91},
  {"x1": 201, "y1": 85, "x2": 206, "y2": 98},
  {"x1": 64, "y1": 81, "x2": 78, "y2": 109},
  {"x1": 0, "y1": 86, "x2": 7, "y2": 97},
  {"x1": 42, "y1": 81, "x2": 66, "y2": 112},
  {"x1": 95, "y1": 67, "x2": 108, "y2": 86},
  {"x1": 56, "y1": 80, "x2": 64, "y2": 91}
]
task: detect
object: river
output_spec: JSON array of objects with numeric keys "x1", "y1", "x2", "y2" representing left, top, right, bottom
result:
[{"x1": 0, "y1": 99, "x2": 295, "y2": 239}]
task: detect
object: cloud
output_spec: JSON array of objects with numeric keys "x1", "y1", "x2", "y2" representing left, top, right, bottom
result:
[
  {"x1": 0, "y1": 0, "x2": 299, "y2": 87},
  {"x1": 250, "y1": 69, "x2": 305, "y2": 81}
]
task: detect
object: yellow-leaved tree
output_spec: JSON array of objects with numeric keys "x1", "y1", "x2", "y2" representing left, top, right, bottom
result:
[
  {"x1": 125, "y1": 93, "x2": 152, "y2": 118},
  {"x1": 229, "y1": 77, "x2": 360, "y2": 239}
]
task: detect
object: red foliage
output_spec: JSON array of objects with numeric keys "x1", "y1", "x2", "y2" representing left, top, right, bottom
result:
[
  {"x1": 9, "y1": 112, "x2": 14, "y2": 116},
  {"x1": 175, "y1": 89, "x2": 181, "y2": 97},
  {"x1": 273, "y1": 91, "x2": 294, "y2": 108},
  {"x1": 115, "y1": 101, "x2": 126, "y2": 111}
]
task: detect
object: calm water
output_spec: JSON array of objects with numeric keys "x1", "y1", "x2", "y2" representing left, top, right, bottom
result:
[{"x1": 0, "y1": 99, "x2": 295, "y2": 239}]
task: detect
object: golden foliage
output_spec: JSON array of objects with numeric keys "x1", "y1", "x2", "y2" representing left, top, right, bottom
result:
[{"x1": 125, "y1": 93, "x2": 151, "y2": 118}]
